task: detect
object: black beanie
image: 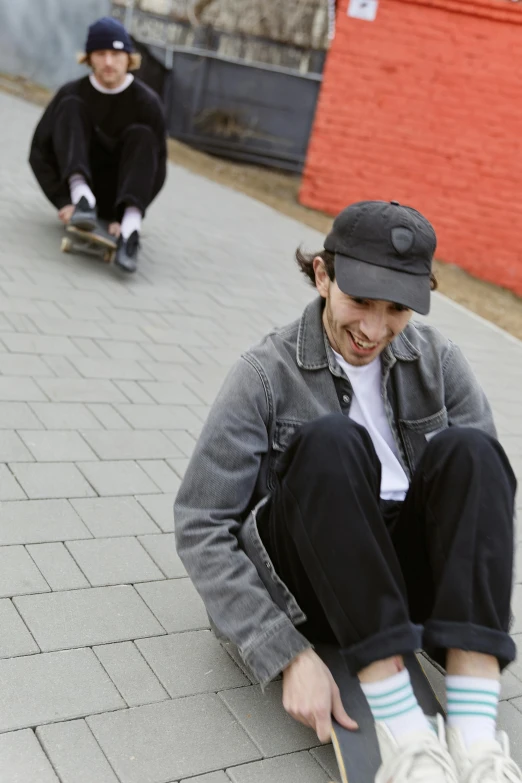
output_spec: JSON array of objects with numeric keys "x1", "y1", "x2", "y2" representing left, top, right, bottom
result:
[{"x1": 85, "y1": 17, "x2": 133, "y2": 55}]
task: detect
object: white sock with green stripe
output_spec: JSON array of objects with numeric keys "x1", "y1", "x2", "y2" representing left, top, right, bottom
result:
[
  {"x1": 361, "y1": 668, "x2": 432, "y2": 743},
  {"x1": 446, "y1": 675, "x2": 499, "y2": 748}
]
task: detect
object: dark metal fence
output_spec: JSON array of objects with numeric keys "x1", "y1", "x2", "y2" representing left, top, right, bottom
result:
[
  {"x1": 164, "y1": 50, "x2": 321, "y2": 171},
  {"x1": 112, "y1": 3, "x2": 324, "y2": 172}
]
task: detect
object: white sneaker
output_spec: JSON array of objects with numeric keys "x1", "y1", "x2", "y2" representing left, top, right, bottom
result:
[
  {"x1": 375, "y1": 714, "x2": 458, "y2": 783},
  {"x1": 447, "y1": 727, "x2": 522, "y2": 782}
]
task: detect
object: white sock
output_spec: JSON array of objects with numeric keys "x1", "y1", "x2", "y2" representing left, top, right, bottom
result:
[
  {"x1": 361, "y1": 668, "x2": 432, "y2": 744},
  {"x1": 120, "y1": 206, "x2": 142, "y2": 240},
  {"x1": 69, "y1": 174, "x2": 96, "y2": 208},
  {"x1": 446, "y1": 675, "x2": 499, "y2": 748}
]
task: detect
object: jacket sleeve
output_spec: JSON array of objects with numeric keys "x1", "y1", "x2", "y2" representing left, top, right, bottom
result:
[
  {"x1": 174, "y1": 355, "x2": 310, "y2": 685},
  {"x1": 443, "y1": 341, "x2": 497, "y2": 437},
  {"x1": 28, "y1": 96, "x2": 71, "y2": 210}
]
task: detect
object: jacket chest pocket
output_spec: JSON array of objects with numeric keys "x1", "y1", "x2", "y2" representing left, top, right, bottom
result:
[
  {"x1": 268, "y1": 419, "x2": 305, "y2": 491},
  {"x1": 399, "y1": 407, "x2": 448, "y2": 468}
]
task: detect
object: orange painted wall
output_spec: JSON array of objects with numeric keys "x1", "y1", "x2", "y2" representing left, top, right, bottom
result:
[{"x1": 300, "y1": 0, "x2": 522, "y2": 295}]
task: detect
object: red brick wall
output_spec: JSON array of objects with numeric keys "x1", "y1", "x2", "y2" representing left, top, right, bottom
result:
[{"x1": 300, "y1": 0, "x2": 522, "y2": 295}]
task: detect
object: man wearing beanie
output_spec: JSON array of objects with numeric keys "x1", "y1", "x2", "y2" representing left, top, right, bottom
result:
[
  {"x1": 29, "y1": 16, "x2": 167, "y2": 273},
  {"x1": 175, "y1": 200, "x2": 521, "y2": 783}
]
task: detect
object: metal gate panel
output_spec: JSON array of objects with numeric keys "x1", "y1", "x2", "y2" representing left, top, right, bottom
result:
[{"x1": 166, "y1": 52, "x2": 321, "y2": 171}]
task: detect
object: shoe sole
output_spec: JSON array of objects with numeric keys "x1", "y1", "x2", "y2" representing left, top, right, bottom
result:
[{"x1": 114, "y1": 259, "x2": 137, "y2": 273}]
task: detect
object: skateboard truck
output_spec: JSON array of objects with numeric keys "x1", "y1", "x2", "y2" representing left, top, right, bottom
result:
[{"x1": 61, "y1": 222, "x2": 117, "y2": 264}]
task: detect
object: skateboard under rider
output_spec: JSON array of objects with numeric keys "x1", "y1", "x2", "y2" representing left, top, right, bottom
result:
[
  {"x1": 316, "y1": 644, "x2": 445, "y2": 783},
  {"x1": 61, "y1": 221, "x2": 117, "y2": 264}
]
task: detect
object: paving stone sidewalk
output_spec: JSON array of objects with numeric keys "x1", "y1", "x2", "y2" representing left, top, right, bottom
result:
[{"x1": 0, "y1": 90, "x2": 521, "y2": 782}]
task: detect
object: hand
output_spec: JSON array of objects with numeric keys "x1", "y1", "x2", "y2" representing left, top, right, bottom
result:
[
  {"x1": 282, "y1": 648, "x2": 358, "y2": 743},
  {"x1": 58, "y1": 205, "x2": 74, "y2": 225},
  {"x1": 108, "y1": 222, "x2": 121, "y2": 238}
]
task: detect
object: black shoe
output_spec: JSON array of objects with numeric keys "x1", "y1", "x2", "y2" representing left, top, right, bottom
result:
[
  {"x1": 115, "y1": 230, "x2": 140, "y2": 273},
  {"x1": 69, "y1": 196, "x2": 97, "y2": 231}
]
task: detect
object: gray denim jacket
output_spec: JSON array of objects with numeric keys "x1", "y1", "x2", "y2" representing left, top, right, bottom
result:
[{"x1": 174, "y1": 297, "x2": 495, "y2": 685}]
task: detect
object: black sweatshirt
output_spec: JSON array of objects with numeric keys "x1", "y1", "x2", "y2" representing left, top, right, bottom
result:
[{"x1": 29, "y1": 76, "x2": 167, "y2": 209}]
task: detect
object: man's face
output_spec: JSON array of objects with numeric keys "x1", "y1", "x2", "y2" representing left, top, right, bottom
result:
[
  {"x1": 90, "y1": 50, "x2": 129, "y2": 89},
  {"x1": 314, "y1": 258, "x2": 413, "y2": 366}
]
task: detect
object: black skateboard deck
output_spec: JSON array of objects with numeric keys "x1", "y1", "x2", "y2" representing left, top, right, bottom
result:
[
  {"x1": 316, "y1": 645, "x2": 445, "y2": 783},
  {"x1": 62, "y1": 222, "x2": 117, "y2": 264}
]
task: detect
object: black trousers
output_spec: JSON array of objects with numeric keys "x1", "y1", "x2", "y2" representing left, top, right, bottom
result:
[
  {"x1": 52, "y1": 95, "x2": 160, "y2": 221},
  {"x1": 257, "y1": 415, "x2": 517, "y2": 675}
]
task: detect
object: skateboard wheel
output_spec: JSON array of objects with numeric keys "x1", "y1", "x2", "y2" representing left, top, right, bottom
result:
[
  {"x1": 61, "y1": 237, "x2": 73, "y2": 253},
  {"x1": 104, "y1": 249, "x2": 115, "y2": 264}
]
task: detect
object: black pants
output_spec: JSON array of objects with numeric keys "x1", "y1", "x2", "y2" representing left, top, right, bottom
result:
[
  {"x1": 52, "y1": 95, "x2": 160, "y2": 221},
  {"x1": 257, "y1": 415, "x2": 517, "y2": 675}
]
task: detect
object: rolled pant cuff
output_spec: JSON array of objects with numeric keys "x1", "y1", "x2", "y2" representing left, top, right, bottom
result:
[
  {"x1": 423, "y1": 620, "x2": 516, "y2": 671},
  {"x1": 341, "y1": 622, "x2": 423, "y2": 675}
]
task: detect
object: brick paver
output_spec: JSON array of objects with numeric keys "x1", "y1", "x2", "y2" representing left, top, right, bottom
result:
[
  {"x1": 0, "y1": 729, "x2": 59, "y2": 783},
  {"x1": 0, "y1": 89, "x2": 521, "y2": 781},
  {"x1": 37, "y1": 720, "x2": 120, "y2": 783},
  {"x1": 14, "y1": 585, "x2": 165, "y2": 650},
  {"x1": 27, "y1": 542, "x2": 90, "y2": 590},
  {"x1": 0, "y1": 648, "x2": 125, "y2": 732},
  {"x1": 136, "y1": 630, "x2": 250, "y2": 699},
  {"x1": 92, "y1": 641, "x2": 169, "y2": 708},
  {"x1": 66, "y1": 536, "x2": 165, "y2": 586}
]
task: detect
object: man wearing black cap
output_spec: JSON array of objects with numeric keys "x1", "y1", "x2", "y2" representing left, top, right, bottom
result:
[
  {"x1": 29, "y1": 16, "x2": 167, "y2": 273},
  {"x1": 175, "y1": 200, "x2": 521, "y2": 783}
]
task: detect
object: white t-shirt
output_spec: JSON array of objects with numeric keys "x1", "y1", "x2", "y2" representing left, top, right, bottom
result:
[
  {"x1": 89, "y1": 73, "x2": 134, "y2": 95},
  {"x1": 333, "y1": 351, "x2": 409, "y2": 501}
]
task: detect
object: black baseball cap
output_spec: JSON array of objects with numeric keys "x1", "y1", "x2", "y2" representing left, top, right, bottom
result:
[{"x1": 324, "y1": 200, "x2": 437, "y2": 315}]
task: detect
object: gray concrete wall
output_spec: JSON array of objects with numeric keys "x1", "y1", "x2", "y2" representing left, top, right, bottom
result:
[{"x1": 0, "y1": 0, "x2": 111, "y2": 89}]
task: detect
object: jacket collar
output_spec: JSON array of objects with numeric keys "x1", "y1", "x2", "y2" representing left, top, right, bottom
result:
[{"x1": 296, "y1": 296, "x2": 421, "y2": 372}]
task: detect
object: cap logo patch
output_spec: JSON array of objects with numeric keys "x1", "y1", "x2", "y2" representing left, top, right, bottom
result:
[
  {"x1": 113, "y1": 40, "x2": 124, "y2": 49},
  {"x1": 391, "y1": 226, "x2": 414, "y2": 255}
]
